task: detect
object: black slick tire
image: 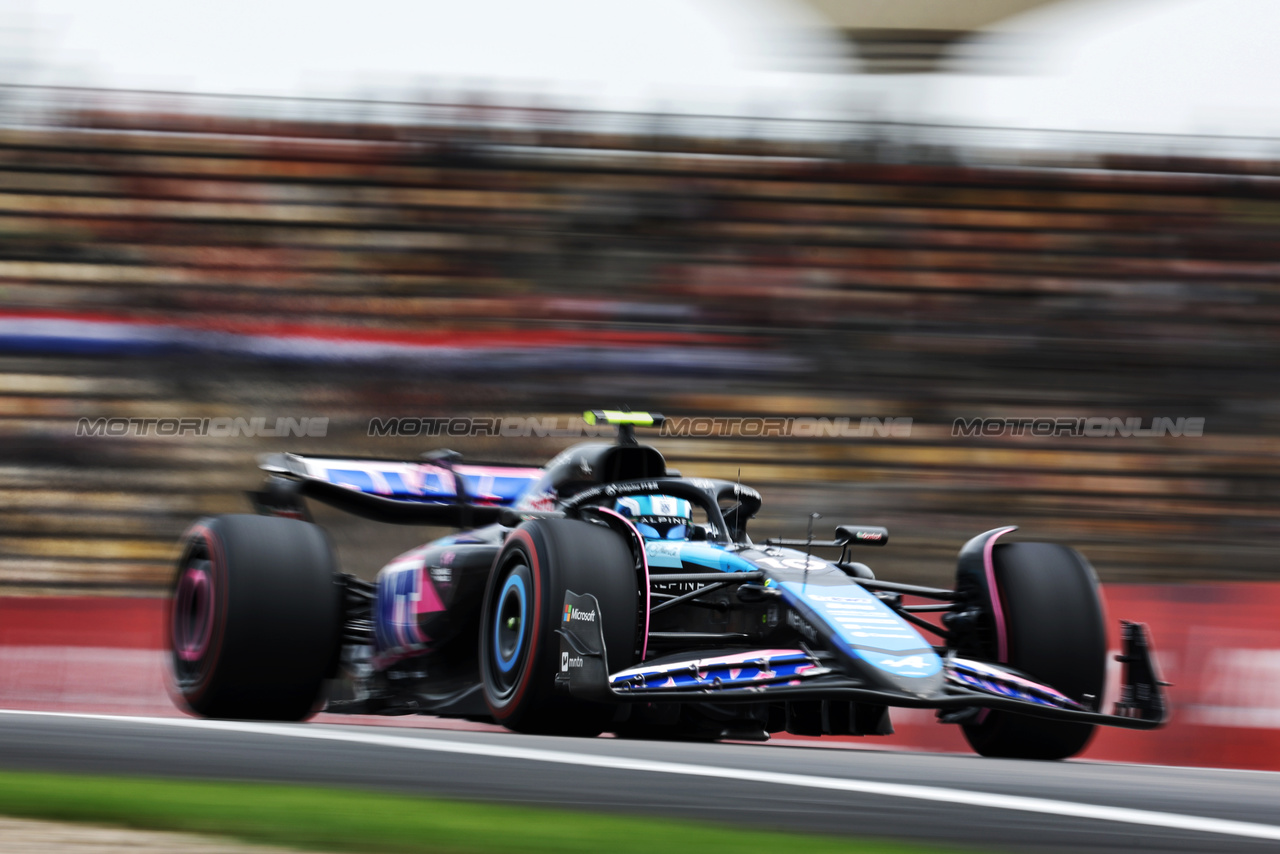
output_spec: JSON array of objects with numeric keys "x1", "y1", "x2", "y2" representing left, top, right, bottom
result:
[
  {"x1": 480, "y1": 519, "x2": 638, "y2": 736},
  {"x1": 962, "y1": 542, "x2": 1107, "y2": 760},
  {"x1": 169, "y1": 514, "x2": 342, "y2": 721}
]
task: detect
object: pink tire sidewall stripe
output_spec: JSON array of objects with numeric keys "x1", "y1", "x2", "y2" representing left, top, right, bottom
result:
[
  {"x1": 976, "y1": 526, "x2": 1017, "y2": 726},
  {"x1": 983, "y1": 526, "x2": 1018, "y2": 664}
]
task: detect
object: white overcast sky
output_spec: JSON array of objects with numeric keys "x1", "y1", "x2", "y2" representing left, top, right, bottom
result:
[
  {"x1": 928, "y1": 0, "x2": 1280, "y2": 138},
  {"x1": 2, "y1": 0, "x2": 1279, "y2": 137},
  {"x1": 0, "y1": 0, "x2": 858, "y2": 118}
]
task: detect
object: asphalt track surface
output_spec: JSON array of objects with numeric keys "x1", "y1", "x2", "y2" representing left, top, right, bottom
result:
[{"x1": 0, "y1": 711, "x2": 1277, "y2": 854}]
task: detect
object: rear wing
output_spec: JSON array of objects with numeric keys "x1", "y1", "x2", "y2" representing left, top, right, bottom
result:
[{"x1": 252, "y1": 452, "x2": 543, "y2": 527}]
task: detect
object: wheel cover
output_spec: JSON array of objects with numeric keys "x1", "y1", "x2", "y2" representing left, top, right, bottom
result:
[
  {"x1": 173, "y1": 560, "x2": 214, "y2": 662},
  {"x1": 170, "y1": 536, "x2": 221, "y2": 695},
  {"x1": 494, "y1": 572, "x2": 527, "y2": 675},
  {"x1": 488, "y1": 561, "x2": 533, "y2": 699}
]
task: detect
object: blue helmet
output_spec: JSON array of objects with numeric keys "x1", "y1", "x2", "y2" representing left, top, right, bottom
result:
[{"x1": 614, "y1": 494, "x2": 693, "y2": 541}]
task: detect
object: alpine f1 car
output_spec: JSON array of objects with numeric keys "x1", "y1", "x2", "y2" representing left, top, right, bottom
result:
[{"x1": 169, "y1": 411, "x2": 1167, "y2": 759}]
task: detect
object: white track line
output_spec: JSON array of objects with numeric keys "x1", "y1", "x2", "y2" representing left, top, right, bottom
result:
[{"x1": 3, "y1": 709, "x2": 1279, "y2": 843}]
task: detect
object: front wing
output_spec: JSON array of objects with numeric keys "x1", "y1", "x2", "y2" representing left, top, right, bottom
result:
[{"x1": 557, "y1": 592, "x2": 1167, "y2": 731}]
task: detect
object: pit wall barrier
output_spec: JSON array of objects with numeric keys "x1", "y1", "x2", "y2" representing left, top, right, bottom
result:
[{"x1": 1, "y1": 584, "x2": 1277, "y2": 770}]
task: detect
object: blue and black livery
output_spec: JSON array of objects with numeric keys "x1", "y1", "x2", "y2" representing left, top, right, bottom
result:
[{"x1": 171, "y1": 410, "x2": 1167, "y2": 759}]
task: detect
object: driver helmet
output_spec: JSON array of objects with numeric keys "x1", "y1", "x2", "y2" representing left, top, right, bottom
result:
[{"x1": 614, "y1": 495, "x2": 693, "y2": 541}]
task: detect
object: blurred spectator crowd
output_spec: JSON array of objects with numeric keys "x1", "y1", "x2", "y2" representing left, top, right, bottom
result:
[{"x1": 0, "y1": 91, "x2": 1277, "y2": 592}]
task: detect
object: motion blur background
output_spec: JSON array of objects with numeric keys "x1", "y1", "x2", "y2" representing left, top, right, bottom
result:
[{"x1": 1, "y1": 0, "x2": 1278, "y2": 595}]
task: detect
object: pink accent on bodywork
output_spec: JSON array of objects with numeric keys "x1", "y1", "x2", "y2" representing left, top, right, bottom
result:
[
  {"x1": 414, "y1": 568, "x2": 446, "y2": 615},
  {"x1": 411, "y1": 463, "x2": 456, "y2": 495},
  {"x1": 983, "y1": 526, "x2": 1019, "y2": 663},
  {"x1": 952, "y1": 658, "x2": 1076, "y2": 704},
  {"x1": 380, "y1": 548, "x2": 442, "y2": 646},
  {"x1": 593, "y1": 507, "x2": 650, "y2": 661},
  {"x1": 453, "y1": 465, "x2": 544, "y2": 504},
  {"x1": 685, "y1": 648, "x2": 806, "y2": 666},
  {"x1": 611, "y1": 649, "x2": 808, "y2": 680},
  {"x1": 454, "y1": 464, "x2": 544, "y2": 479}
]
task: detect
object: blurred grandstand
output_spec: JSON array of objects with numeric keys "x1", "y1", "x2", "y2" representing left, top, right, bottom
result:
[{"x1": 0, "y1": 81, "x2": 1277, "y2": 594}]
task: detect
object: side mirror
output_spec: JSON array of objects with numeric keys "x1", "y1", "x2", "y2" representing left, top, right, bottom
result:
[{"x1": 834, "y1": 525, "x2": 889, "y2": 547}]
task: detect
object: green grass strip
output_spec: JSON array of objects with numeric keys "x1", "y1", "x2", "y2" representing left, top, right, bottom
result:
[{"x1": 0, "y1": 768, "x2": 962, "y2": 854}]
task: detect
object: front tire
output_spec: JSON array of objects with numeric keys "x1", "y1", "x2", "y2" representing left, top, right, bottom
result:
[
  {"x1": 961, "y1": 542, "x2": 1107, "y2": 760},
  {"x1": 169, "y1": 514, "x2": 342, "y2": 721},
  {"x1": 480, "y1": 519, "x2": 639, "y2": 735}
]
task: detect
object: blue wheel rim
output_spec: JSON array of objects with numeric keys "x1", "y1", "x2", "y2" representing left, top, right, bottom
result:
[{"x1": 494, "y1": 572, "x2": 527, "y2": 674}]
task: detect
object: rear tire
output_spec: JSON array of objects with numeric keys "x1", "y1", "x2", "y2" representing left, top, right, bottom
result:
[
  {"x1": 480, "y1": 519, "x2": 639, "y2": 736},
  {"x1": 961, "y1": 542, "x2": 1107, "y2": 760},
  {"x1": 169, "y1": 514, "x2": 342, "y2": 721}
]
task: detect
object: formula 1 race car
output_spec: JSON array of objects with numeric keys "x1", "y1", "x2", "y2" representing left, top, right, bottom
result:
[{"x1": 168, "y1": 411, "x2": 1167, "y2": 760}]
